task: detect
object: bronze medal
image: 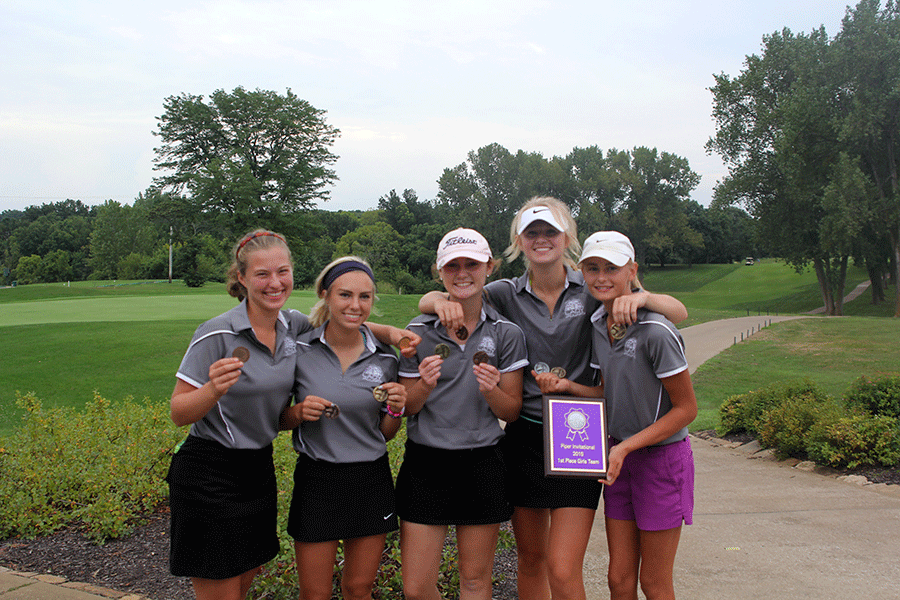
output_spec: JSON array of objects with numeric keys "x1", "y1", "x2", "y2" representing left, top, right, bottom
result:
[
  {"x1": 434, "y1": 343, "x2": 451, "y2": 359},
  {"x1": 472, "y1": 351, "x2": 489, "y2": 365},
  {"x1": 372, "y1": 385, "x2": 389, "y2": 403},
  {"x1": 455, "y1": 325, "x2": 469, "y2": 340},
  {"x1": 609, "y1": 323, "x2": 628, "y2": 340},
  {"x1": 534, "y1": 362, "x2": 550, "y2": 374},
  {"x1": 398, "y1": 336, "x2": 411, "y2": 350},
  {"x1": 323, "y1": 404, "x2": 340, "y2": 419},
  {"x1": 232, "y1": 346, "x2": 250, "y2": 362},
  {"x1": 550, "y1": 366, "x2": 567, "y2": 378}
]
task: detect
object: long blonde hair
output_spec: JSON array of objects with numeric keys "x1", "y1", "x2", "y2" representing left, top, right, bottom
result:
[
  {"x1": 309, "y1": 256, "x2": 376, "y2": 327},
  {"x1": 504, "y1": 196, "x2": 581, "y2": 270},
  {"x1": 226, "y1": 229, "x2": 292, "y2": 301}
]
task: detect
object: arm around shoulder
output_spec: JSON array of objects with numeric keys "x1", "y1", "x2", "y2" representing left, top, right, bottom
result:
[{"x1": 646, "y1": 293, "x2": 688, "y2": 324}]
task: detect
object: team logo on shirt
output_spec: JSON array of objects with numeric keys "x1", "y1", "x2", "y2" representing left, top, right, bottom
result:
[
  {"x1": 362, "y1": 365, "x2": 384, "y2": 383},
  {"x1": 284, "y1": 338, "x2": 297, "y2": 356},
  {"x1": 476, "y1": 337, "x2": 497, "y2": 357},
  {"x1": 563, "y1": 299, "x2": 585, "y2": 319},
  {"x1": 624, "y1": 338, "x2": 637, "y2": 358}
]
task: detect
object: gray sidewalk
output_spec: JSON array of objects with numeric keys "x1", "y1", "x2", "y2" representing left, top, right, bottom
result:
[{"x1": 0, "y1": 570, "x2": 141, "y2": 599}]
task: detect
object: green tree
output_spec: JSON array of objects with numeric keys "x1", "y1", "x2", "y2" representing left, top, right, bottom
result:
[
  {"x1": 835, "y1": 0, "x2": 900, "y2": 316},
  {"x1": 89, "y1": 201, "x2": 158, "y2": 280},
  {"x1": 707, "y1": 26, "x2": 861, "y2": 314},
  {"x1": 15, "y1": 255, "x2": 42, "y2": 284},
  {"x1": 152, "y1": 87, "x2": 340, "y2": 235},
  {"x1": 41, "y1": 249, "x2": 74, "y2": 283},
  {"x1": 618, "y1": 147, "x2": 702, "y2": 267},
  {"x1": 4, "y1": 200, "x2": 94, "y2": 280},
  {"x1": 333, "y1": 221, "x2": 404, "y2": 284},
  {"x1": 564, "y1": 146, "x2": 630, "y2": 235},
  {"x1": 685, "y1": 203, "x2": 756, "y2": 264}
]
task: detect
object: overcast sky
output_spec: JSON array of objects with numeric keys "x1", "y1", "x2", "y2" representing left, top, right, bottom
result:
[{"x1": 0, "y1": 0, "x2": 853, "y2": 214}]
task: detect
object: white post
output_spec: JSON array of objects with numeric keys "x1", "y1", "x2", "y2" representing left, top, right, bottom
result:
[{"x1": 168, "y1": 226, "x2": 173, "y2": 283}]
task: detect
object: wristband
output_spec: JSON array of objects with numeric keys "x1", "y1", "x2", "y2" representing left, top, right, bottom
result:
[{"x1": 386, "y1": 405, "x2": 405, "y2": 419}]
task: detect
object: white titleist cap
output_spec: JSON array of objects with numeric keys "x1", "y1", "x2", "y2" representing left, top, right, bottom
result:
[
  {"x1": 516, "y1": 206, "x2": 566, "y2": 235},
  {"x1": 579, "y1": 231, "x2": 635, "y2": 267},
  {"x1": 436, "y1": 228, "x2": 492, "y2": 268}
]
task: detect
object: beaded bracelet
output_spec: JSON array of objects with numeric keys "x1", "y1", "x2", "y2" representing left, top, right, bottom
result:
[{"x1": 386, "y1": 405, "x2": 405, "y2": 419}]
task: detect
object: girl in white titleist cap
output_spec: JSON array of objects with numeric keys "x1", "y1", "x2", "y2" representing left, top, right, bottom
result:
[
  {"x1": 535, "y1": 230, "x2": 697, "y2": 600},
  {"x1": 419, "y1": 197, "x2": 687, "y2": 600},
  {"x1": 398, "y1": 228, "x2": 528, "y2": 600}
]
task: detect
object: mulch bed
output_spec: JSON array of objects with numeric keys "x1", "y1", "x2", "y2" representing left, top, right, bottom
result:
[{"x1": 0, "y1": 508, "x2": 518, "y2": 600}]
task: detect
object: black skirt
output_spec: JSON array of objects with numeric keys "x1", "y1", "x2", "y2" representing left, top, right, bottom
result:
[
  {"x1": 288, "y1": 452, "x2": 398, "y2": 543},
  {"x1": 396, "y1": 439, "x2": 513, "y2": 526},
  {"x1": 500, "y1": 418, "x2": 602, "y2": 510},
  {"x1": 166, "y1": 436, "x2": 279, "y2": 579}
]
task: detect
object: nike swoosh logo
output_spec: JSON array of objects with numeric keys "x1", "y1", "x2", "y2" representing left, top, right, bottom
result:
[
  {"x1": 383, "y1": 513, "x2": 394, "y2": 520},
  {"x1": 534, "y1": 207, "x2": 548, "y2": 212}
]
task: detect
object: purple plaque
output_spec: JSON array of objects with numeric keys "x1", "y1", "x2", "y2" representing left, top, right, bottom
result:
[{"x1": 542, "y1": 395, "x2": 608, "y2": 478}]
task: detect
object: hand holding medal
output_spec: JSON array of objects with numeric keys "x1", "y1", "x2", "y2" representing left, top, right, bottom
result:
[
  {"x1": 301, "y1": 395, "x2": 338, "y2": 421},
  {"x1": 532, "y1": 362, "x2": 572, "y2": 395},
  {"x1": 472, "y1": 351, "x2": 500, "y2": 393}
]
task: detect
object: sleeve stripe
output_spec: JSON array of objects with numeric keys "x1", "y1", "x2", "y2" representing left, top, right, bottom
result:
[
  {"x1": 500, "y1": 358, "x2": 530, "y2": 374},
  {"x1": 186, "y1": 328, "x2": 239, "y2": 352},
  {"x1": 657, "y1": 365, "x2": 688, "y2": 379},
  {"x1": 176, "y1": 372, "x2": 203, "y2": 388}
]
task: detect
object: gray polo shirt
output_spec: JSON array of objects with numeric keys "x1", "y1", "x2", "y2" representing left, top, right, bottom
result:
[
  {"x1": 590, "y1": 307, "x2": 689, "y2": 445},
  {"x1": 176, "y1": 301, "x2": 311, "y2": 449},
  {"x1": 292, "y1": 324, "x2": 400, "y2": 463},
  {"x1": 399, "y1": 304, "x2": 529, "y2": 450},
  {"x1": 485, "y1": 268, "x2": 601, "y2": 421}
]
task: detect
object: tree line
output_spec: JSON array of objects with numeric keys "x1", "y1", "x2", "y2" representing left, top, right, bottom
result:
[
  {"x1": 707, "y1": 0, "x2": 900, "y2": 316},
  {"x1": 0, "y1": 143, "x2": 757, "y2": 292}
]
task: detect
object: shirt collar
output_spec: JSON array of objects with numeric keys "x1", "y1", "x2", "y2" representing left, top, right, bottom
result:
[
  {"x1": 516, "y1": 266, "x2": 580, "y2": 294},
  {"x1": 313, "y1": 322, "x2": 377, "y2": 354},
  {"x1": 230, "y1": 299, "x2": 289, "y2": 332}
]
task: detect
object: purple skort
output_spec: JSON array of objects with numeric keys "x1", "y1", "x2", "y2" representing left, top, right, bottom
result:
[{"x1": 603, "y1": 437, "x2": 694, "y2": 531}]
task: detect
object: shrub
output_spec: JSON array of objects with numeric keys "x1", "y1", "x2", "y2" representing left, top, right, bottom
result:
[
  {"x1": 843, "y1": 375, "x2": 900, "y2": 419},
  {"x1": 807, "y1": 413, "x2": 900, "y2": 469},
  {"x1": 756, "y1": 389, "x2": 840, "y2": 458},
  {"x1": 718, "y1": 380, "x2": 822, "y2": 437},
  {"x1": 0, "y1": 392, "x2": 185, "y2": 542}
]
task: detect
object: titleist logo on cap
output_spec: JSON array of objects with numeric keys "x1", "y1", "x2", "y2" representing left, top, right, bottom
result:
[{"x1": 442, "y1": 236, "x2": 478, "y2": 248}]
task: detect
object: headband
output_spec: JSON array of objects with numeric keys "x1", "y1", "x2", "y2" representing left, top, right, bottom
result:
[
  {"x1": 322, "y1": 261, "x2": 375, "y2": 290},
  {"x1": 236, "y1": 231, "x2": 286, "y2": 260}
]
